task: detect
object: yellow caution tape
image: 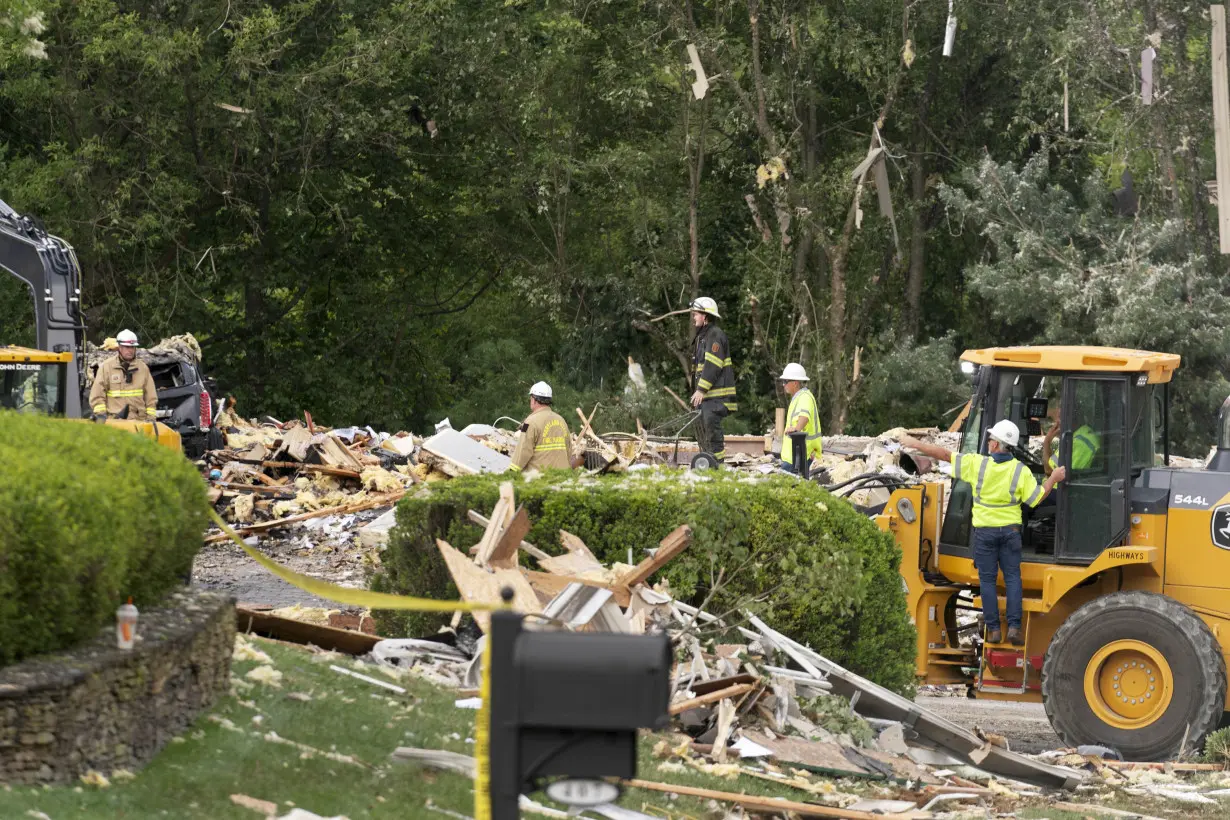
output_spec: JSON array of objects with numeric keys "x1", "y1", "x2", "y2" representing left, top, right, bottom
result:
[
  {"x1": 207, "y1": 508, "x2": 500, "y2": 613},
  {"x1": 207, "y1": 506, "x2": 499, "y2": 817}
]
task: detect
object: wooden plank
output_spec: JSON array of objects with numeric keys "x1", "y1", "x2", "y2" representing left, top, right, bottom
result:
[
  {"x1": 257, "y1": 461, "x2": 361, "y2": 479},
  {"x1": 1100, "y1": 760, "x2": 1225, "y2": 772},
  {"x1": 467, "y1": 510, "x2": 550, "y2": 560},
  {"x1": 488, "y1": 506, "x2": 531, "y2": 570},
  {"x1": 617, "y1": 525, "x2": 692, "y2": 587},
  {"x1": 435, "y1": 539, "x2": 540, "y2": 632},
  {"x1": 204, "y1": 491, "x2": 405, "y2": 542},
  {"x1": 690, "y1": 673, "x2": 757, "y2": 696},
  {"x1": 521, "y1": 570, "x2": 631, "y2": 608},
  {"x1": 236, "y1": 607, "x2": 380, "y2": 655},
  {"x1": 1214, "y1": 5, "x2": 1230, "y2": 253},
  {"x1": 473, "y1": 497, "x2": 510, "y2": 566},
  {"x1": 318, "y1": 435, "x2": 364, "y2": 472},
  {"x1": 498, "y1": 481, "x2": 516, "y2": 526},
  {"x1": 669, "y1": 682, "x2": 756, "y2": 715},
  {"x1": 278, "y1": 425, "x2": 314, "y2": 461},
  {"x1": 622, "y1": 778, "x2": 892, "y2": 819}
]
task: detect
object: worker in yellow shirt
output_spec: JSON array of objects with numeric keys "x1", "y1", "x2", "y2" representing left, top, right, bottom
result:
[
  {"x1": 508, "y1": 381, "x2": 582, "y2": 473},
  {"x1": 900, "y1": 421, "x2": 1066, "y2": 646},
  {"x1": 88, "y1": 329, "x2": 158, "y2": 422},
  {"x1": 778, "y1": 363, "x2": 822, "y2": 474}
]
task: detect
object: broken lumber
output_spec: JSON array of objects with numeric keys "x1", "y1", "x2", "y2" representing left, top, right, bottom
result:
[
  {"x1": 467, "y1": 509, "x2": 550, "y2": 560},
  {"x1": 521, "y1": 570, "x2": 631, "y2": 608},
  {"x1": 277, "y1": 425, "x2": 313, "y2": 461},
  {"x1": 669, "y1": 682, "x2": 756, "y2": 715},
  {"x1": 622, "y1": 779, "x2": 903, "y2": 819},
  {"x1": 488, "y1": 506, "x2": 531, "y2": 570},
  {"x1": 236, "y1": 607, "x2": 380, "y2": 655},
  {"x1": 257, "y1": 461, "x2": 362, "y2": 479},
  {"x1": 1100, "y1": 761, "x2": 1225, "y2": 772},
  {"x1": 473, "y1": 496, "x2": 511, "y2": 566},
  {"x1": 436, "y1": 538, "x2": 540, "y2": 631},
  {"x1": 317, "y1": 434, "x2": 364, "y2": 472},
  {"x1": 617, "y1": 525, "x2": 691, "y2": 587},
  {"x1": 204, "y1": 491, "x2": 405, "y2": 542}
]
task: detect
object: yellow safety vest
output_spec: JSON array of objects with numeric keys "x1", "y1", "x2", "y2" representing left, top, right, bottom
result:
[
  {"x1": 781, "y1": 388, "x2": 822, "y2": 466},
  {"x1": 953, "y1": 453, "x2": 1044, "y2": 528},
  {"x1": 1048, "y1": 425, "x2": 1100, "y2": 471}
]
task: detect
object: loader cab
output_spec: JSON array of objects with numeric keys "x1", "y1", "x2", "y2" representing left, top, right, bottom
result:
[
  {"x1": 940, "y1": 347, "x2": 1178, "y2": 569},
  {"x1": 0, "y1": 347, "x2": 69, "y2": 416}
]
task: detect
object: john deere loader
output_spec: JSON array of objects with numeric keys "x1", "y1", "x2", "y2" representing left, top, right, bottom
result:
[{"x1": 877, "y1": 345, "x2": 1230, "y2": 760}]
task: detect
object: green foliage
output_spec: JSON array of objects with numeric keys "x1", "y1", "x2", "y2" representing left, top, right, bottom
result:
[
  {"x1": 848, "y1": 333, "x2": 970, "y2": 435},
  {"x1": 798, "y1": 693, "x2": 874, "y2": 747},
  {"x1": 0, "y1": 411, "x2": 208, "y2": 665},
  {"x1": 372, "y1": 471, "x2": 917, "y2": 694},
  {"x1": 1202, "y1": 727, "x2": 1230, "y2": 766}
]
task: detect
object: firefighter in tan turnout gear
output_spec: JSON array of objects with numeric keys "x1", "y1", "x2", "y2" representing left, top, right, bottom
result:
[
  {"x1": 509, "y1": 381, "x2": 581, "y2": 473},
  {"x1": 88, "y1": 329, "x2": 158, "y2": 422},
  {"x1": 688, "y1": 297, "x2": 737, "y2": 461}
]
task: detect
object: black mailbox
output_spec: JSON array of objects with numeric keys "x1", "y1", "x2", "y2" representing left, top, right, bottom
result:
[{"x1": 488, "y1": 608, "x2": 671, "y2": 818}]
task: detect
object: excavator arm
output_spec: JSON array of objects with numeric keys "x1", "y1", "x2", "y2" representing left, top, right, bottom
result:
[{"x1": 0, "y1": 197, "x2": 86, "y2": 417}]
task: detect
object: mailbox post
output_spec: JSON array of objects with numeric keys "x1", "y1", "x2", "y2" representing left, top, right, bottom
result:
[{"x1": 487, "y1": 608, "x2": 671, "y2": 818}]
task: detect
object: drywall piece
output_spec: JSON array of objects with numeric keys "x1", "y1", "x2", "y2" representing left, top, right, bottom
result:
[
  {"x1": 420, "y1": 428, "x2": 513, "y2": 475},
  {"x1": 358, "y1": 507, "x2": 398, "y2": 549}
]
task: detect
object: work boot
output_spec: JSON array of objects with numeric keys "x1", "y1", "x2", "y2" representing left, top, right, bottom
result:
[
  {"x1": 1007, "y1": 627, "x2": 1025, "y2": 646},
  {"x1": 985, "y1": 628, "x2": 1002, "y2": 644}
]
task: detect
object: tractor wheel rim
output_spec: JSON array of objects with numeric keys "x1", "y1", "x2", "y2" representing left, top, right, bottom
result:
[{"x1": 1083, "y1": 639, "x2": 1174, "y2": 730}]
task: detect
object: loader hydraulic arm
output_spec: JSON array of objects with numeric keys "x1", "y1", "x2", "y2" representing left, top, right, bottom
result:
[{"x1": 0, "y1": 197, "x2": 86, "y2": 416}]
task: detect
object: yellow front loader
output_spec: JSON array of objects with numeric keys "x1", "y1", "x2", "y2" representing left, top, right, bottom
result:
[{"x1": 879, "y1": 345, "x2": 1230, "y2": 761}]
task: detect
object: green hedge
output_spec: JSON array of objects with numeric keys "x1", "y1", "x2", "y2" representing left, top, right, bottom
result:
[
  {"x1": 372, "y1": 471, "x2": 917, "y2": 694},
  {"x1": 0, "y1": 411, "x2": 209, "y2": 665}
]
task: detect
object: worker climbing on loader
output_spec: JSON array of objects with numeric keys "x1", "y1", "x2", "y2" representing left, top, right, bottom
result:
[
  {"x1": 778, "y1": 362, "x2": 821, "y2": 474},
  {"x1": 88, "y1": 329, "x2": 158, "y2": 422},
  {"x1": 508, "y1": 381, "x2": 581, "y2": 473},
  {"x1": 899, "y1": 421, "x2": 1066, "y2": 646},
  {"x1": 688, "y1": 297, "x2": 736, "y2": 462}
]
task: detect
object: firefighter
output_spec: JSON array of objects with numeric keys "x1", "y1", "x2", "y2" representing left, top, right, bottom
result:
[
  {"x1": 688, "y1": 297, "x2": 736, "y2": 461},
  {"x1": 778, "y1": 362, "x2": 821, "y2": 474},
  {"x1": 89, "y1": 329, "x2": 158, "y2": 422},
  {"x1": 509, "y1": 381, "x2": 581, "y2": 472},
  {"x1": 899, "y1": 421, "x2": 1066, "y2": 646}
]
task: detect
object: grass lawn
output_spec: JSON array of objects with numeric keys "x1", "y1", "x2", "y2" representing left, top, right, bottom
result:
[
  {"x1": 3, "y1": 636, "x2": 1227, "y2": 819},
  {"x1": 0, "y1": 637, "x2": 894, "y2": 819}
]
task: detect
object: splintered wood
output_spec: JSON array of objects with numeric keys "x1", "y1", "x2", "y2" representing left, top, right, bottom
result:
[{"x1": 436, "y1": 485, "x2": 693, "y2": 635}]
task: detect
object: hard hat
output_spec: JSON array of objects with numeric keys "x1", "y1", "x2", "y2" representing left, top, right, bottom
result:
[
  {"x1": 778, "y1": 362, "x2": 809, "y2": 382},
  {"x1": 116, "y1": 329, "x2": 139, "y2": 347},
  {"x1": 529, "y1": 381, "x2": 553, "y2": 400},
  {"x1": 689, "y1": 296, "x2": 721, "y2": 319},
  {"x1": 987, "y1": 419, "x2": 1020, "y2": 448}
]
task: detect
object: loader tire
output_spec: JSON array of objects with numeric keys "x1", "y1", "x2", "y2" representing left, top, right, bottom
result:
[{"x1": 1042, "y1": 591, "x2": 1225, "y2": 761}]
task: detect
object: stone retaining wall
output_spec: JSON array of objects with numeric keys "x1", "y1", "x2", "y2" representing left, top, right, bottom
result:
[{"x1": 0, "y1": 589, "x2": 234, "y2": 784}]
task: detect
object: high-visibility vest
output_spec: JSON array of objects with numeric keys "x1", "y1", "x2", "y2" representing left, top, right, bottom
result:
[
  {"x1": 781, "y1": 388, "x2": 823, "y2": 466},
  {"x1": 953, "y1": 453, "x2": 1044, "y2": 528},
  {"x1": 1048, "y1": 425, "x2": 1100, "y2": 471}
]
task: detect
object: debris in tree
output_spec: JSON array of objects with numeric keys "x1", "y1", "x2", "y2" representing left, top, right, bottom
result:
[{"x1": 686, "y1": 43, "x2": 709, "y2": 100}]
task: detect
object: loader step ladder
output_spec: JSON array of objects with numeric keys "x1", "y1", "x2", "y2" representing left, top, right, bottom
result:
[{"x1": 976, "y1": 617, "x2": 1041, "y2": 695}]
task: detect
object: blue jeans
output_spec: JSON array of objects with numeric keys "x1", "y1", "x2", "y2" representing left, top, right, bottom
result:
[{"x1": 973, "y1": 525, "x2": 1023, "y2": 631}]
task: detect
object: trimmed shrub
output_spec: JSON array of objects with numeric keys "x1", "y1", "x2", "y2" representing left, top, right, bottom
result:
[
  {"x1": 372, "y1": 471, "x2": 917, "y2": 694},
  {"x1": 0, "y1": 411, "x2": 209, "y2": 665}
]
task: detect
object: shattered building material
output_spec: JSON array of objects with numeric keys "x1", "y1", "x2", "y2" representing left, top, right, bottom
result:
[{"x1": 420, "y1": 428, "x2": 513, "y2": 476}]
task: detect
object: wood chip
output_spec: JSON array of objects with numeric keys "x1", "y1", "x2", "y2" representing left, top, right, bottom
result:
[{"x1": 230, "y1": 794, "x2": 278, "y2": 815}]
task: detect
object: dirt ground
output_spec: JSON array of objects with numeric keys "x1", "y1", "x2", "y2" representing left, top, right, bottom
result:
[
  {"x1": 915, "y1": 692, "x2": 1063, "y2": 754},
  {"x1": 192, "y1": 508, "x2": 386, "y2": 608}
]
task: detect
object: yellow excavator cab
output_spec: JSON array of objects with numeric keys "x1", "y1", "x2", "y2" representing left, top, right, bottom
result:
[{"x1": 880, "y1": 344, "x2": 1230, "y2": 761}]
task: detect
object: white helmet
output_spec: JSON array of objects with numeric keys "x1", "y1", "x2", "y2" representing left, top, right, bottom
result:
[
  {"x1": 529, "y1": 381, "x2": 553, "y2": 401},
  {"x1": 987, "y1": 419, "x2": 1020, "y2": 448},
  {"x1": 778, "y1": 362, "x2": 809, "y2": 382},
  {"x1": 689, "y1": 296, "x2": 721, "y2": 319},
  {"x1": 116, "y1": 329, "x2": 139, "y2": 347}
]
